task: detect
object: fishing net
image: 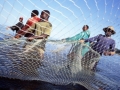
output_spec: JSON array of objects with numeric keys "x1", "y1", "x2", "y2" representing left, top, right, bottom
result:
[
  {"x1": 0, "y1": 38, "x2": 119, "y2": 90},
  {"x1": 0, "y1": 0, "x2": 120, "y2": 90}
]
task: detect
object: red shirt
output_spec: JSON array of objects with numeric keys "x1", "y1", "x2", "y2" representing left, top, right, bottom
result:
[{"x1": 16, "y1": 16, "x2": 40, "y2": 37}]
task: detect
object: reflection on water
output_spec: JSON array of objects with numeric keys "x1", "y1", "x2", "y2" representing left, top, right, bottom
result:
[{"x1": 0, "y1": 77, "x2": 88, "y2": 90}]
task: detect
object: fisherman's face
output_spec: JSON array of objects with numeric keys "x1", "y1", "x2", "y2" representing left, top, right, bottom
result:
[
  {"x1": 105, "y1": 29, "x2": 113, "y2": 37},
  {"x1": 83, "y1": 26, "x2": 88, "y2": 31},
  {"x1": 19, "y1": 18, "x2": 23, "y2": 22},
  {"x1": 40, "y1": 12, "x2": 48, "y2": 20}
]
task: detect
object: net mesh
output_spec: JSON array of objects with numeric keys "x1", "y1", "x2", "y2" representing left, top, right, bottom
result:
[
  {"x1": 0, "y1": 0, "x2": 120, "y2": 90},
  {"x1": 0, "y1": 39, "x2": 99, "y2": 89}
]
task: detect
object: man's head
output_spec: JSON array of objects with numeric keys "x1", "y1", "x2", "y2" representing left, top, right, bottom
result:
[
  {"x1": 19, "y1": 17, "x2": 23, "y2": 22},
  {"x1": 31, "y1": 10, "x2": 39, "y2": 17},
  {"x1": 82, "y1": 25, "x2": 89, "y2": 31},
  {"x1": 40, "y1": 10, "x2": 50, "y2": 21},
  {"x1": 103, "y1": 26, "x2": 116, "y2": 37}
]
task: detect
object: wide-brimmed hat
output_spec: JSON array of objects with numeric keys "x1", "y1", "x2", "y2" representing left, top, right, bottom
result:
[{"x1": 103, "y1": 26, "x2": 116, "y2": 34}]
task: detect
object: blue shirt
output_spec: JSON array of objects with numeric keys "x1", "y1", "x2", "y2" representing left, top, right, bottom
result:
[{"x1": 85, "y1": 34, "x2": 115, "y2": 55}]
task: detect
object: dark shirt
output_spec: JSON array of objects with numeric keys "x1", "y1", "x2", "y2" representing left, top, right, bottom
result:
[
  {"x1": 10, "y1": 22, "x2": 24, "y2": 33},
  {"x1": 84, "y1": 34, "x2": 115, "y2": 55}
]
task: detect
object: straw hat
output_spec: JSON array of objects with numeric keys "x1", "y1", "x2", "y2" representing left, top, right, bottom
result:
[{"x1": 103, "y1": 26, "x2": 116, "y2": 34}]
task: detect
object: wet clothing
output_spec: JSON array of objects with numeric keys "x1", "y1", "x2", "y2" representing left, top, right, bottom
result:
[
  {"x1": 66, "y1": 30, "x2": 90, "y2": 56},
  {"x1": 10, "y1": 22, "x2": 24, "y2": 33},
  {"x1": 27, "y1": 21, "x2": 52, "y2": 51},
  {"x1": 84, "y1": 34, "x2": 115, "y2": 55},
  {"x1": 66, "y1": 30, "x2": 90, "y2": 41},
  {"x1": 28, "y1": 21, "x2": 52, "y2": 37},
  {"x1": 16, "y1": 16, "x2": 40, "y2": 37},
  {"x1": 82, "y1": 34, "x2": 115, "y2": 70},
  {"x1": 26, "y1": 16, "x2": 40, "y2": 27}
]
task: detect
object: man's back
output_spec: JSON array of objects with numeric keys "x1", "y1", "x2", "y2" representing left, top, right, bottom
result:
[
  {"x1": 34, "y1": 21, "x2": 52, "y2": 37},
  {"x1": 27, "y1": 16, "x2": 40, "y2": 27},
  {"x1": 24, "y1": 16, "x2": 40, "y2": 37}
]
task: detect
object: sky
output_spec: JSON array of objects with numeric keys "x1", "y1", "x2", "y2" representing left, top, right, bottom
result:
[{"x1": 0, "y1": 0, "x2": 120, "y2": 48}]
